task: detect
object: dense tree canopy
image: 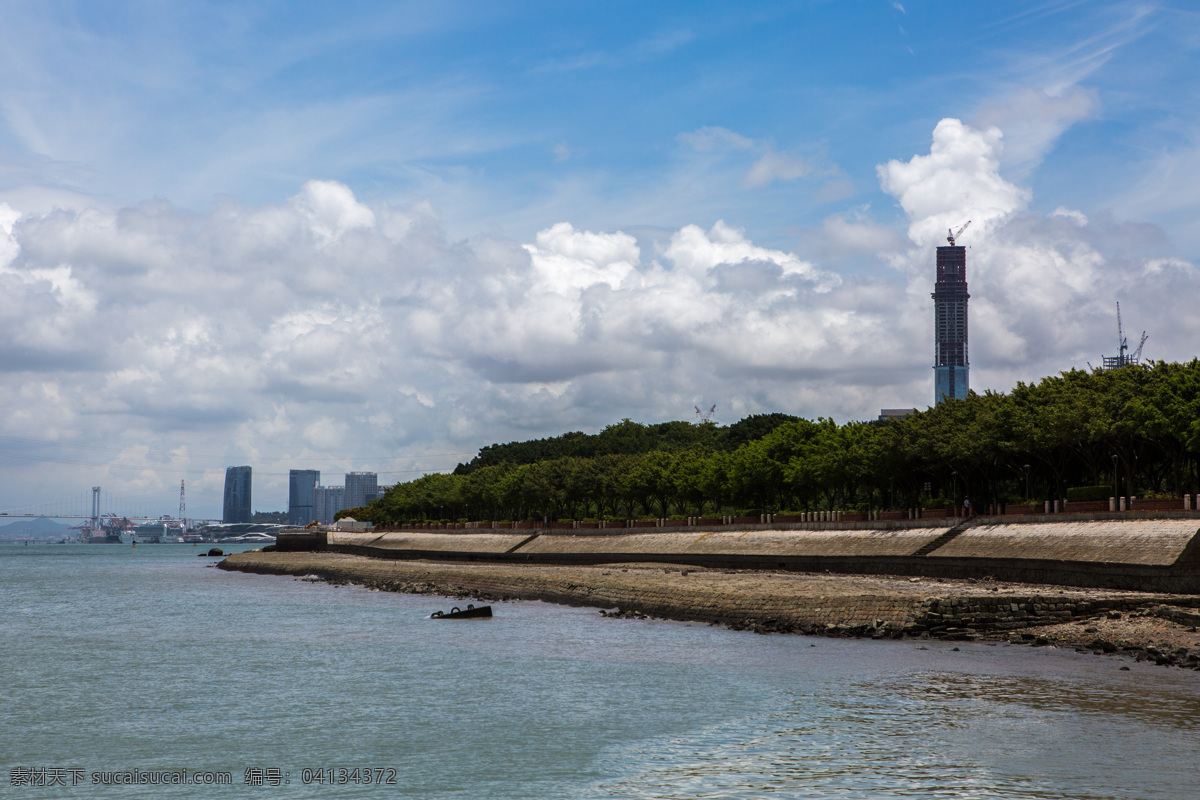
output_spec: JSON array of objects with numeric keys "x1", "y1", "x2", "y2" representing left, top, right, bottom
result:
[
  {"x1": 451, "y1": 414, "x2": 799, "y2": 474},
  {"x1": 354, "y1": 362, "x2": 1200, "y2": 525}
]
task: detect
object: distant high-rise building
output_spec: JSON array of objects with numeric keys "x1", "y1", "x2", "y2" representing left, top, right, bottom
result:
[
  {"x1": 932, "y1": 241, "x2": 969, "y2": 403},
  {"x1": 288, "y1": 469, "x2": 320, "y2": 526},
  {"x1": 344, "y1": 472, "x2": 379, "y2": 510},
  {"x1": 314, "y1": 485, "x2": 346, "y2": 526},
  {"x1": 222, "y1": 466, "x2": 252, "y2": 523}
]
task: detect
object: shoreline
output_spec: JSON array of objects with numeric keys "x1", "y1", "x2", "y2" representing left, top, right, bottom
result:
[{"x1": 219, "y1": 550, "x2": 1200, "y2": 671}]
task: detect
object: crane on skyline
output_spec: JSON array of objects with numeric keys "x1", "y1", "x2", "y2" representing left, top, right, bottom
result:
[
  {"x1": 1101, "y1": 302, "x2": 1148, "y2": 370},
  {"x1": 947, "y1": 220, "x2": 971, "y2": 246}
]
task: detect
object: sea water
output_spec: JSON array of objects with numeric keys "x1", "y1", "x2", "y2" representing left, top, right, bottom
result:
[{"x1": 2, "y1": 544, "x2": 1198, "y2": 799}]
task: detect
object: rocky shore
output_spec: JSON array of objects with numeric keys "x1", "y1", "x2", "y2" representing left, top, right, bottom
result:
[{"x1": 219, "y1": 550, "x2": 1200, "y2": 671}]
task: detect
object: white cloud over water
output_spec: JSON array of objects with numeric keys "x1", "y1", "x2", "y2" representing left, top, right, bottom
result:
[{"x1": 0, "y1": 118, "x2": 1196, "y2": 516}]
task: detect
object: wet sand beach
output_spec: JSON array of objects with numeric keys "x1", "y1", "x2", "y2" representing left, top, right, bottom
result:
[{"x1": 220, "y1": 550, "x2": 1200, "y2": 670}]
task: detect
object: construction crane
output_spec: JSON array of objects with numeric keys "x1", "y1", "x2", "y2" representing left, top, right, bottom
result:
[
  {"x1": 1132, "y1": 330, "x2": 1149, "y2": 363},
  {"x1": 1101, "y1": 302, "x2": 1147, "y2": 369},
  {"x1": 179, "y1": 479, "x2": 187, "y2": 533},
  {"x1": 947, "y1": 220, "x2": 971, "y2": 246},
  {"x1": 1117, "y1": 302, "x2": 1128, "y2": 362}
]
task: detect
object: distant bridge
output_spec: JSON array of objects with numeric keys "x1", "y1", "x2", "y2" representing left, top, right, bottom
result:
[
  {"x1": 0, "y1": 513, "x2": 165, "y2": 522},
  {"x1": 2, "y1": 485, "x2": 183, "y2": 523}
]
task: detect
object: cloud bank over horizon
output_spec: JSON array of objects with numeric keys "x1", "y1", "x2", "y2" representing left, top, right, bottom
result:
[{"x1": 1, "y1": 111, "x2": 1196, "y2": 517}]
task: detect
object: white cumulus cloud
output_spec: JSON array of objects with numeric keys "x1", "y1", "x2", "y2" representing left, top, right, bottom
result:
[
  {"x1": 878, "y1": 118, "x2": 1030, "y2": 247},
  {"x1": 877, "y1": 118, "x2": 1198, "y2": 388},
  {"x1": 0, "y1": 117, "x2": 1196, "y2": 517}
]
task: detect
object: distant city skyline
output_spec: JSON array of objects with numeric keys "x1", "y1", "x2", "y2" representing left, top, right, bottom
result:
[{"x1": 285, "y1": 470, "x2": 381, "y2": 526}]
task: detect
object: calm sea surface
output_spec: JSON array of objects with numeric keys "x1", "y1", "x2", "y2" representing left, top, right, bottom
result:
[{"x1": 2, "y1": 544, "x2": 1198, "y2": 799}]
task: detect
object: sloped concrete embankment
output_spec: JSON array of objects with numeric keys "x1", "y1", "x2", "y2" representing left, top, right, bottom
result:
[{"x1": 313, "y1": 516, "x2": 1200, "y2": 593}]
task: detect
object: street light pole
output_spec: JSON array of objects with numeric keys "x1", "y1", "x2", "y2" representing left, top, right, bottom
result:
[
  {"x1": 1023, "y1": 464, "x2": 1031, "y2": 501},
  {"x1": 951, "y1": 470, "x2": 958, "y2": 516},
  {"x1": 1112, "y1": 454, "x2": 1119, "y2": 507}
]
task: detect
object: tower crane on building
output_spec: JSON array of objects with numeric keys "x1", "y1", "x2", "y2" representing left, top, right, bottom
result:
[
  {"x1": 1101, "y1": 302, "x2": 1148, "y2": 369},
  {"x1": 947, "y1": 220, "x2": 971, "y2": 246},
  {"x1": 179, "y1": 479, "x2": 188, "y2": 534},
  {"x1": 1133, "y1": 330, "x2": 1148, "y2": 363}
]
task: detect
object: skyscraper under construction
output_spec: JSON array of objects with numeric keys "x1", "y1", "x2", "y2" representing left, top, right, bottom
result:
[{"x1": 932, "y1": 225, "x2": 970, "y2": 404}]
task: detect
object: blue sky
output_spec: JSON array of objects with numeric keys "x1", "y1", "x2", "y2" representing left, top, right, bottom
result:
[
  {"x1": 0, "y1": 1, "x2": 1198, "y2": 517},
  {"x1": 8, "y1": 2, "x2": 1196, "y2": 248}
]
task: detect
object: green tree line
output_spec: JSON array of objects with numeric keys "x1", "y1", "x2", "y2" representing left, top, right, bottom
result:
[
  {"x1": 345, "y1": 361, "x2": 1200, "y2": 525},
  {"x1": 453, "y1": 413, "x2": 800, "y2": 473}
]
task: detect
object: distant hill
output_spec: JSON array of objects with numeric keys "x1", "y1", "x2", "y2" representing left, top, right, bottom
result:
[{"x1": 0, "y1": 517, "x2": 74, "y2": 541}]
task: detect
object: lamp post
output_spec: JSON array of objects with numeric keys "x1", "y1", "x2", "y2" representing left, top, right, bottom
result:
[
  {"x1": 951, "y1": 470, "x2": 958, "y2": 516},
  {"x1": 1023, "y1": 464, "x2": 1031, "y2": 502},
  {"x1": 1112, "y1": 454, "x2": 1119, "y2": 507}
]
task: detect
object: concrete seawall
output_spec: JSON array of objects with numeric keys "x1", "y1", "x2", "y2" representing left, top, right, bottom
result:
[{"x1": 284, "y1": 513, "x2": 1200, "y2": 593}]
